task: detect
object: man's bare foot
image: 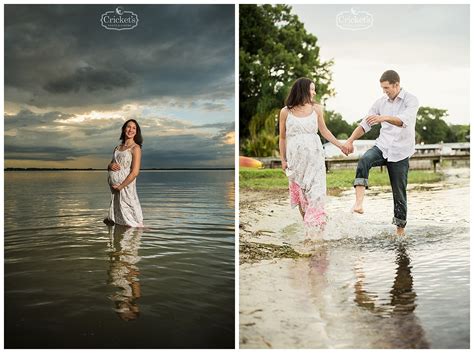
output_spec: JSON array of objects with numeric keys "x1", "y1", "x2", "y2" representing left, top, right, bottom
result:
[
  {"x1": 352, "y1": 204, "x2": 364, "y2": 214},
  {"x1": 396, "y1": 227, "x2": 405, "y2": 236}
]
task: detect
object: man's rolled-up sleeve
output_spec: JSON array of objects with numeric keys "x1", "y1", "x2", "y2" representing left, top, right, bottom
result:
[
  {"x1": 359, "y1": 100, "x2": 379, "y2": 133},
  {"x1": 360, "y1": 118, "x2": 371, "y2": 133},
  {"x1": 396, "y1": 95, "x2": 419, "y2": 128}
]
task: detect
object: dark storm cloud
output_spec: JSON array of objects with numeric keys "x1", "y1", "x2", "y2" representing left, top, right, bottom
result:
[
  {"x1": 4, "y1": 109, "x2": 120, "y2": 161},
  {"x1": 4, "y1": 145, "x2": 84, "y2": 161},
  {"x1": 5, "y1": 109, "x2": 67, "y2": 128},
  {"x1": 5, "y1": 4, "x2": 235, "y2": 108},
  {"x1": 43, "y1": 67, "x2": 135, "y2": 94},
  {"x1": 141, "y1": 134, "x2": 234, "y2": 168}
]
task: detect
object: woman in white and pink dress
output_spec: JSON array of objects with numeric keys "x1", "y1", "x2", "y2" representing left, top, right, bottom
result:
[
  {"x1": 104, "y1": 119, "x2": 144, "y2": 228},
  {"x1": 279, "y1": 78, "x2": 348, "y2": 232}
]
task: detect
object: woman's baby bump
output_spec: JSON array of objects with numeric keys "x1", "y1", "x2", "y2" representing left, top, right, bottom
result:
[{"x1": 108, "y1": 168, "x2": 127, "y2": 186}]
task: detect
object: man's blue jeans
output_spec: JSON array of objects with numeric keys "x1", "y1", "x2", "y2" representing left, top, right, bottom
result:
[{"x1": 353, "y1": 146, "x2": 409, "y2": 228}]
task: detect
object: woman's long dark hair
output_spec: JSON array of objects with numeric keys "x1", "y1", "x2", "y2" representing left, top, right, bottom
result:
[
  {"x1": 285, "y1": 77, "x2": 314, "y2": 109},
  {"x1": 120, "y1": 119, "x2": 143, "y2": 148}
]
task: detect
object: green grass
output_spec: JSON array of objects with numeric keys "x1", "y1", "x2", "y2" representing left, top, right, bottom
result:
[{"x1": 240, "y1": 167, "x2": 443, "y2": 191}]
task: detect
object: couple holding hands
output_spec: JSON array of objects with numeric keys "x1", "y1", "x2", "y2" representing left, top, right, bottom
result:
[{"x1": 279, "y1": 70, "x2": 419, "y2": 236}]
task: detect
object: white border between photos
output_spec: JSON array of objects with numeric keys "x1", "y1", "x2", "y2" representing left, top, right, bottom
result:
[
  {"x1": 234, "y1": 3, "x2": 240, "y2": 350},
  {"x1": 468, "y1": 4, "x2": 474, "y2": 353}
]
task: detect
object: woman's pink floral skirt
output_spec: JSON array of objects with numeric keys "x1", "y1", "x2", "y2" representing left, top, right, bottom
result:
[{"x1": 289, "y1": 181, "x2": 327, "y2": 229}]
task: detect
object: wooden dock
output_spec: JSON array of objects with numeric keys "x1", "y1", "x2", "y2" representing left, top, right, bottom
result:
[{"x1": 254, "y1": 153, "x2": 470, "y2": 173}]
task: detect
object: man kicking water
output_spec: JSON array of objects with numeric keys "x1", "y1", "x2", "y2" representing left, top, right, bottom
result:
[{"x1": 343, "y1": 70, "x2": 419, "y2": 235}]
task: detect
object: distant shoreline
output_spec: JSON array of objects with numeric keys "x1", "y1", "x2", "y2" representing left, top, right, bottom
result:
[{"x1": 5, "y1": 168, "x2": 235, "y2": 171}]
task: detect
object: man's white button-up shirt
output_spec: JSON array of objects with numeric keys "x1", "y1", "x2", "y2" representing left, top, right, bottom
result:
[{"x1": 360, "y1": 88, "x2": 419, "y2": 162}]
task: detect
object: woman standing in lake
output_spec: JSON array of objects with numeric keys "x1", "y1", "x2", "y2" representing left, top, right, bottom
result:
[
  {"x1": 104, "y1": 119, "x2": 144, "y2": 228},
  {"x1": 279, "y1": 78, "x2": 348, "y2": 232}
]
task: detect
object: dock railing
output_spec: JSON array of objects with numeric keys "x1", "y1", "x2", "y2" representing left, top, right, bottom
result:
[{"x1": 253, "y1": 153, "x2": 469, "y2": 173}]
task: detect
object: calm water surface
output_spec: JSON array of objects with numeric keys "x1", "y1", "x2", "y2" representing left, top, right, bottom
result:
[
  {"x1": 287, "y1": 169, "x2": 470, "y2": 348},
  {"x1": 5, "y1": 170, "x2": 235, "y2": 348}
]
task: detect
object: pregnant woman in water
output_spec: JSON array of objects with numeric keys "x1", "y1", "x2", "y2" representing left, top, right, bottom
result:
[{"x1": 104, "y1": 119, "x2": 144, "y2": 228}]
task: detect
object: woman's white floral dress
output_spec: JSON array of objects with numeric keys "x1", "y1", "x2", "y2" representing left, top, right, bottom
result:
[
  {"x1": 285, "y1": 108, "x2": 327, "y2": 230},
  {"x1": 106, "y1": 146, "x2": 144, "y2": 227}
]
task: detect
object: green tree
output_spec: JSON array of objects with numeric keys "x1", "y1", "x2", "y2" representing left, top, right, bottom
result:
[
  {"x1": 320, "y1": 110, "x2": 352, "y2": 143},
  {"x1": 446, "y1": 124, "x2": 470, "y2": 142},
  {"x1": 416, "y1": 106, "x2": 450, "y2": 144},
  {"x1": 240, "y1": 109, "x2": 279, "y2": 157},
  {"x1": 337, "y1": 133, "x2": 349, "y2": 140},
  {"x1": 239, "y1": 4, "x2": 334, "y2": 140}
]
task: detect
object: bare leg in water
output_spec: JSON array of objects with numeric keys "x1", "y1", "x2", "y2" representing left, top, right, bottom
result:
[
  {"x1": 353, "y1": 186, "x2": 405, "y2": 235},
  {"x1": 352, "y1": 185, "x2": 365, "y2": 214},
  {"x1": 396, "y1": 227, "x2": 405, "y2": 236}
]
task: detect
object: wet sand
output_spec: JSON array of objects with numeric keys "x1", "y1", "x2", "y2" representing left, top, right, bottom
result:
[{"x1": 239, "y1": 168, "x2": 469, "y2": 349}]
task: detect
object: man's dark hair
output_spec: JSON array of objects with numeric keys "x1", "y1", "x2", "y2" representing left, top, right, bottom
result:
[{"x1": 380, "y1": 70, "x2": 400, "y2": 84}]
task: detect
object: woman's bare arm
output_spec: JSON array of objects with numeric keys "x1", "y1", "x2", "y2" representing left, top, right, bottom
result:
[
  {"x1": 279, "y1": 107, "x2": 289, "y2": 170},
  {"x1": 315, "y1": 105, "x2": 343, "y2": 149}
]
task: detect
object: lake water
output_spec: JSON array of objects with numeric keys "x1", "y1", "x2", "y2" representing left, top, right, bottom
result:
[
  {"x1": 240, "y1": 168, "x2": 469, "y2": 349},
  {"x1": 287, "y1": 168, "x2": 470, "y2": 348},
  {"x1": 5, "y1": 170, "x2": 235, "y2": 348}
]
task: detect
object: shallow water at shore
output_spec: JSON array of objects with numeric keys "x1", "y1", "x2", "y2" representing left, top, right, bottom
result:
[
  {"x1": 240, "y1": 168, "x2": 469, "y2": 349},
  {"x1": 5, "y1": 170, "x2": 235, "y2": 348}
]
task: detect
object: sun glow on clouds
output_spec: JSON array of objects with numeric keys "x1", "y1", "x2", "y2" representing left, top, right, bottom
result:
[
  {"x1": 223, "y1": 131, "x2": 235, "y2": 145},
  {"x1": 56, "y1": 108, "x2": 130, "y2": 124}
]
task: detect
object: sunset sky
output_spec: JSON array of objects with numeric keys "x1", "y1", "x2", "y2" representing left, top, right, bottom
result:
[
  {"x1": 293, "y1": 4, "x2": 470, "y2": 125},
  {"x1": 4, "y1": 4, "x2": 235, "y2": 169}
]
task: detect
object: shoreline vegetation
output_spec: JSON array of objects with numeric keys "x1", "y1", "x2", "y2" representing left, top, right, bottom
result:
[
  {"x1": 5, "y1": 167, "x2": 235, "y2": 171},
  {"x1": 240, "y1": 167, "x2": 443, "y2": 193}
]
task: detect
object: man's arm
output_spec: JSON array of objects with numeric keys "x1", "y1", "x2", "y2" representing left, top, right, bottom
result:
[
  {"x1": 342, "y1": 125, "x2": 365, "y2": 154},
  {"x1": 394, "y1": 94, "x2": 419, "y2": 128},
  {"x1": 366, "y1": 95, "x2": 419, "y2": 128},
  {"x1": 348, "y1": 125, "x2": 366, "y2": 143},
  {"x1": 343, "y1": 100, "x2": 379, "y2": 153},
  {"x1": 366, "y1": 115, "x2": 403, "y2": 127}
]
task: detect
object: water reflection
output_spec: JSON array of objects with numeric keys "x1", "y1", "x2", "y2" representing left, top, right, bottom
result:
[
  {"x1": 353, "y1": 242, "x2": 429, "y2": 348},
  {"x1": 5, "y1": 171, "x2": 235, "y2": 348},
  {"x1": 389, "y1": 244, "x2": 416, "y2": 314},
  {"x1": 225, "y1": 181, "x2": 235, "y2": 209},
  {"x1": 107, "y1": 225, "x2": 143, "y2": 321}
]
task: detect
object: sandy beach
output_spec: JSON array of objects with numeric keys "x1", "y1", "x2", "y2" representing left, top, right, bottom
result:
[{"x1": 239, "y1": 168, "x2": 470, "y2": 349}]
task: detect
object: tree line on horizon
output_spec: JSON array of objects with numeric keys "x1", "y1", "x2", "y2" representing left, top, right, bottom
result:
[{"x1": 239, "y1": 4, "x2": 469, "y2": 157}]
